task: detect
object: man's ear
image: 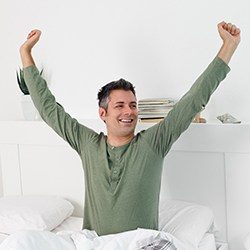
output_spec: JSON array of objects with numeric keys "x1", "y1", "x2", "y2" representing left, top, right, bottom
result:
[{"x1": 99, "y1": 107, "x2": 107, "y2": 122}]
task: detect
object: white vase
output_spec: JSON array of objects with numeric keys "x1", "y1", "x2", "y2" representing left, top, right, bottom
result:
[{"x1": 20, "y1": 95, "x2": 41, "y2": 121}]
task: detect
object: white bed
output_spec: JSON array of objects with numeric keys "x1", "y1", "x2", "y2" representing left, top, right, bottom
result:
[
  {"x1": 0, "y1": 195, "x2": 228, "y2": 249},
  {"x1": 0, "y1": 216, "x2": 223, "y2": 249},
  {"x1": 0, "y1": 121, "x2": 230, "y2": 249},
  {"x1": 54, "y1": 218, "x2": 224, "y2": 250}
]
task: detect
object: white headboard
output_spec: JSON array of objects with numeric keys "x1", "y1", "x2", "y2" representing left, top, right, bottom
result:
[{"x1": 1, "y1": 120, "x2": 250, "y2": 249}]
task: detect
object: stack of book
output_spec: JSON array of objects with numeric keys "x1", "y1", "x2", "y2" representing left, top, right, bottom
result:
[{"x1": 138, "y1": 98, "x2": 177, "y2": 123}]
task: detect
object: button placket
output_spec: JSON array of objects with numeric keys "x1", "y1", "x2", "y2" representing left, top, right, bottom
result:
[
  {"x1": 112, "y1": 150, "x2": 120, "y2": 176},
  {"x1": 107, "y1": 144, "x2": 125, "y2": 190},
  {"x1": 112, "y1": 166, "x2": 120, "y2": 180}
]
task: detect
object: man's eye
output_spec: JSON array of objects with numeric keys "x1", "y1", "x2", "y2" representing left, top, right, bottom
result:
[{"x1": 115, "y1": 105, "x2": 123, "y2": 108}]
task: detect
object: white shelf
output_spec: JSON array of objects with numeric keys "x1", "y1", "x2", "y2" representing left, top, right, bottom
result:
[{"x1": 0, "y1": 120, "x2": 249, "y2": 153}]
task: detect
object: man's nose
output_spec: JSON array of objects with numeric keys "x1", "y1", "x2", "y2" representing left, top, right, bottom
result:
[{"x1": 123, "y1": 106, "x2": 132, "y2": 115}]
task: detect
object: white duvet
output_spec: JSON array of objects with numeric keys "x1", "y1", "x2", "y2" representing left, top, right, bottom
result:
[{"x1": 0, "y1": 228, "x2": 193, "y2": 250}]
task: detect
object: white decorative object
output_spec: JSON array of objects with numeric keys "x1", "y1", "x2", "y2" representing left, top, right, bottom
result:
[
  {"x1": 20, "y1": 95, "x2": 41, "y2": 121},
  {"x1": 217, "y1": 113, "x2": 241, "y2": 124}
]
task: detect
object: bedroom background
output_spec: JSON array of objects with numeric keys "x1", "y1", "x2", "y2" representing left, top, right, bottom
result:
[
  {"x1": 0, "y1": 0, "x2": 249, "y2": 249},
  {"x1": 1, "y1": 0, "x2": 249, "y2": 122}
]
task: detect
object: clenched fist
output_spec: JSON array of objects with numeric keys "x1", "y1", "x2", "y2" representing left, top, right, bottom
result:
[
  {"x1": 218, "y1": 21, "x2": 241, "y2": 46},
  {"x1": 20, "y1": 29, "x2": 42, "y2": 53}
]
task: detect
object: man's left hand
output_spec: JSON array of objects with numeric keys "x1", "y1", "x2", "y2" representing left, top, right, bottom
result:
[{"x1": 218, "y1": 21, "x2": 241, "y2": 46}]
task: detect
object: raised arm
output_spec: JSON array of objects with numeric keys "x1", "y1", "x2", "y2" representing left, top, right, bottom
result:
[
  {"x1": 19, "y1": 30, "x2": 98, "y2": 154},
  {"x1": 142, "y1": 21, "x2": 241, "y2": 157}
]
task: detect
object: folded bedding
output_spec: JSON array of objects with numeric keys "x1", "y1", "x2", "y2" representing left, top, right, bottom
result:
[
  {"x1": 0, "y1": 227, "x2": 219, "y2": 250},
  {"x1": 0, "y1": 228, "x2": 188, "y2": 250}
]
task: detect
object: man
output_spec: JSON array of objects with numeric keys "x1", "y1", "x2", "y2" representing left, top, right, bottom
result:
[{"x1": 19, "y1": 22, "x2": 240, "y2": 236}]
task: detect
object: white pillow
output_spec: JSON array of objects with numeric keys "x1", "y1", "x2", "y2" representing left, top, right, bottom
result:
[
  {"x1": 159, "y1": 199, "x2": 215, "y2": 247},
  {"x1": 0, "y1": 195, "x2": 74, "y2": 234}
]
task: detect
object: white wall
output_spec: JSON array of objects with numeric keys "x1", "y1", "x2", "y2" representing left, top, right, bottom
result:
[{"x1": 1, "y1": 0, "x2": 249, "y2": 122}]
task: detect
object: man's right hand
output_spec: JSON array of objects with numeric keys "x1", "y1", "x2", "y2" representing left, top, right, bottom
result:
[
  {"x1": 20, "y1": 29, "x2": 41, "y2": 68},
  {"x1": 20, "y1": 29, "x2": 41, "y2": 53}
]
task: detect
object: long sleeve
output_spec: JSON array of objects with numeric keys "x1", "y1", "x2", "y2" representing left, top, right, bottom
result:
[
  {"x1": 23, "y1": 65, "x2": 98, "y2": 154},
  {"x1": 141, "y1": 57, "x2": 231, "y2": 158}
]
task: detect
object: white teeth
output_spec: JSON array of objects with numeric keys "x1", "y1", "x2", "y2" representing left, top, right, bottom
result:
[{"x1": 120, "y1": 119, "x2": 132, "y2": 123}]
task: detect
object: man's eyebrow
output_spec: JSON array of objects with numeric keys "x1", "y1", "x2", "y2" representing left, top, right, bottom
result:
[{"x1": 114, "y1": 101, "x2": 137, "y2": 104}]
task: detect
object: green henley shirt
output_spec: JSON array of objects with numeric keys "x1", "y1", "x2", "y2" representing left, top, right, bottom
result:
[{"x1": 23, "y1": 57, "x2": 230, "y2": 236}]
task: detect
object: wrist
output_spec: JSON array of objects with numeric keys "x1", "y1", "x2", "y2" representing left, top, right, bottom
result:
[
  {"x1": 222, "y1": 40, "x2": 239, "y2": 50},
  {"x1": 19, "y1": 45, "x2": 32, "y2": 55},
  {"x1": 19, "y1": 47, "x2": 35, "y2": 68},
  {"x1": 217, "y1": 41, "x2": 238, "y2": 65}
]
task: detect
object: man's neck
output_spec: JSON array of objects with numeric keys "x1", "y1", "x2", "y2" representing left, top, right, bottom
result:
[{"x1": 107, "y1": 134, "x2": 134, "y2": 147}]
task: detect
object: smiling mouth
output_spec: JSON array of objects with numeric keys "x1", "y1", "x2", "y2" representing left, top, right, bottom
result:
[{"x1": 119, "y1": 119, "x2": 134, "y2": 124}]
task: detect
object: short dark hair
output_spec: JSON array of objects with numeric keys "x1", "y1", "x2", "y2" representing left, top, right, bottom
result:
[{"x1": 97, "y1": 78, "x2": 136, "y2": 110}]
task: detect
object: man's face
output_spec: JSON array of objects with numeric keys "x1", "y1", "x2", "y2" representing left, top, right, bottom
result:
[{"x1": 99, "y1": 89, "x2": 138, "y2": 138}]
